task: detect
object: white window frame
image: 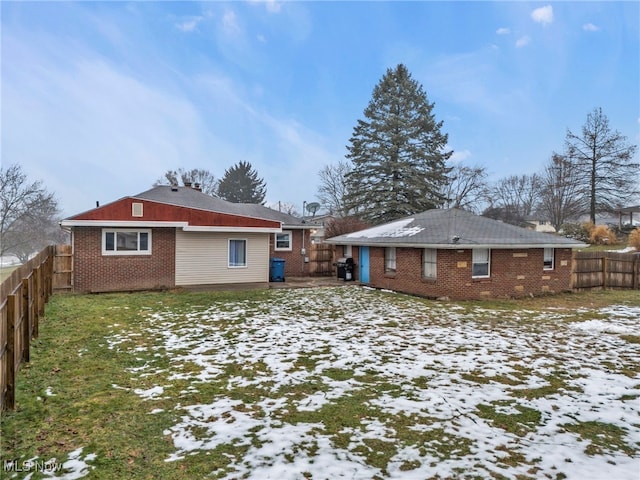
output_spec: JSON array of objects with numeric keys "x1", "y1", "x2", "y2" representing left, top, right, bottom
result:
[
  {"x1": 343, "y1": 245, "x2": 352, "y2": 257},
  {"x1": 274, "y1": 231, "x2": 293, "y2": 251},
  {"x1": 385, "y1": 247, "x2": 397, "y2": 273},
  {"x1": 228, "y1": 238, "x2": 248, "y2": 268},
  {"x1": 472, "y1": 248, "x2": 491, "y2": 278},
  {"x1": 543, "y1": 247, "x2": 555, "y2": 270},
  {"x1": 102, "y1": 229, "x2": 151, "y2": 256},
  {"x1": 423, "y1": 248, "x2": 437, "y2": 279}
]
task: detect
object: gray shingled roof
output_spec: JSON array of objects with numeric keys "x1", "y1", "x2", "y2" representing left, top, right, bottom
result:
[
  {"x1": 325, "y1": 209, "x2": 587, "y2": 248},
  {"x1": 133, "y1": 186, "x2": 307, "y2": 226}
]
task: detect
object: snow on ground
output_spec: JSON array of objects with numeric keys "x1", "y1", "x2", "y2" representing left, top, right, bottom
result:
[{"x1": 110, "y1": 286, "x2": 640, "y2": 479}]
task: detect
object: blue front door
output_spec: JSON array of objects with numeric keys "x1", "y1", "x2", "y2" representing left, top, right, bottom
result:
[{"x1": 359, "y1": 246, "x2": 370, "y2": 283}]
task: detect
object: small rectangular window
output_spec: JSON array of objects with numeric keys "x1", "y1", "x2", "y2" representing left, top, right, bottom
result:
[
  {"x1": 229, "y1": 239, "x2": 247, "y2": 267},
  {"x1": 544, "y1": 248, "x2": 555, "y2": 270},
  {"x1": 423, "y1": 248, "x2": 437, "y2": 279},
  {"x1": 472, "y1": 248, "x2": 490, "y2": 278},
  {"x1": 275, "y1": 231, "x2": 292, "y2": 251},
  {"x1": 385, "y1": 247, "x2": 396, "y2": 273},
  {"x1": 102, "y1": 229, "x2": 151, "y2": 255}
]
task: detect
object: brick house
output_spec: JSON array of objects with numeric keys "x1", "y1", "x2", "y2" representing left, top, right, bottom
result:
[
  {"x1": 60, "y1": 185, "x2": 313, "y2": 293},
  {"x1": 325, "y1": 209, "x2": 586, "y2": 300}
]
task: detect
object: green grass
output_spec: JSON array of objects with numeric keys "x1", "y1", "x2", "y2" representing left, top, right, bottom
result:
[
  {"x1": 0, "y1": 287, "x2": 638, "y2": 479},
  {"x1": 0, "y1": 265, "x2": 19, "y2": 282}
]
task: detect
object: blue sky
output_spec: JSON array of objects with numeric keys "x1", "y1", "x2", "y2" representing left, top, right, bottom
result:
[{"x1": 2, "y1": 1, "x2": 638, "y2": 217}]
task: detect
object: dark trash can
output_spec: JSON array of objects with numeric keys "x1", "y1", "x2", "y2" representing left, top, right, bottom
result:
[{"x1": 270, "y1": 258, "x2": 285, "y2": 282}]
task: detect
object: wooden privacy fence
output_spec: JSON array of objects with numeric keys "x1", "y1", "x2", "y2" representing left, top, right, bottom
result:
[
  {"x1": 0, "y1": 245, "x2": 56, "y2": 412},
  {"x1": 309, "y1": 243, "x2": 335, "y2": 276},
  {"x1": 573, "y1": 251, "x2": 640, "y2": 290}
]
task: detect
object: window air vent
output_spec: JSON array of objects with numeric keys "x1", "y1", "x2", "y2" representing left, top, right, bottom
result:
[{"x1": 132, "y1": 202, "x2": 143, "y2": 217}]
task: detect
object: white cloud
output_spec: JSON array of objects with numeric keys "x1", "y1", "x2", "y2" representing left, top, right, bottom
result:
[
  {"x1": 450, "y1": 149, "x2": 472, "y2": 163},
  {"x1": 531, "y1": 5, "x2": 553, "y2": 26},
  {"x1": 515, "y1": 35, "x2": 531, "y2": 48},
  {"x1": 583, "y1": 23, "x2": 600, "y2": 32},
  {"x1": 176, "y1": 16, "x2": 203, "y2": 33},
  {"x1": 222, "y1": 9, "x2": 241, "y2": 36},
  {"x1": 496, "y1": 27, "x2": 511, "y2": 35}
]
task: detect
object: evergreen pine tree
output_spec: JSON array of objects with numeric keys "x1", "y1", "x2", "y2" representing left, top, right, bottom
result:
[
  {"x1": 344, "y1": 64, "x2": 452, "y2": 224},
  {"x1": 217, "y1": 161, "x2": 267, "y2": 204}
]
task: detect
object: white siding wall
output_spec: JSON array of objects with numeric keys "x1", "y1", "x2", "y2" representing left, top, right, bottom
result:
[{"x1": 175, "y1": 231, "x2": 270, "y2": 286}]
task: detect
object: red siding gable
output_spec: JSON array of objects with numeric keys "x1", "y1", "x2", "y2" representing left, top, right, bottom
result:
[{"x1": 68, "y1": 197, "x2": 280, "y2": 229}]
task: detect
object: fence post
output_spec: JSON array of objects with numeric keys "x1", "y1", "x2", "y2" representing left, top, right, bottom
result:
[
  {"x1": 32, "y1": 268, "x2": 40, "y2": 339},
  {"x1": 22, "y1": 279, "x2": 30, "y2": 363},
  {"x1": 602, "y1": 255, "x2": 608, "y2": 289},
  {"x1": 634, "y1": 255, "x2": 639, "y2": 290},
  {"x1": 6, "y1": 294, "x2": 17, "y2": 410}
]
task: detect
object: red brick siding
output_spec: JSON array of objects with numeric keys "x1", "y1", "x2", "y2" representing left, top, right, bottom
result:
[
  {"x1": 73, "y1": 227, "x2": 175, "y2": 293},
  {"x1": 268, "y1": 229, "x2": 311, "y2": 277},
  {"x1": 366, "y1": 247, "x2": 574, "y2": 300}
]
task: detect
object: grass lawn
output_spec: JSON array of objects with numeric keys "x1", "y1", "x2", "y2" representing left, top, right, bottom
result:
[{"x1": 1, "y1": 287, "x2": 639, "y2": 479}]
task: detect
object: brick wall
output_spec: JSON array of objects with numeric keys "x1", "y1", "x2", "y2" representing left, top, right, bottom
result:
[
  {"x1": 366, "y1": 247, "x2": 574, "y2": 300},
  {"x1": 73, "y1": 227, "x2": 176, "y2": 293},
  {"x1": 269, "y1": 229, "x2": 311, "y2": 277}
]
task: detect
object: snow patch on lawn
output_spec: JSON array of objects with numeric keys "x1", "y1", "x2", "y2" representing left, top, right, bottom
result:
[{"x1": 114, "y1": 287, "x2": 640, "y2": 479}]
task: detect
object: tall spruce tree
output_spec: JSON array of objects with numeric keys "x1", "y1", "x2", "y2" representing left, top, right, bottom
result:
[
  {"x1": 344, "y1": 64, "x2": 452, "y2": 224},
  {"x1": 217, "y1": 161, "x2": 267, "y2": 204}
]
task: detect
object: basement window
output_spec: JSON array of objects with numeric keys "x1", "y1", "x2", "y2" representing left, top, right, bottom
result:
[{"x1": 102, "y1": 229, "x2": 151, "y2": 255}]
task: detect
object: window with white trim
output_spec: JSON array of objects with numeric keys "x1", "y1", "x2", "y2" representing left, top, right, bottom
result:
[
  {"x1": 343, "y1": 245, "x2": 352, "y2": 257},
  {"x1": 385, "y1": 247, "x2": 397, "y2": 273},
  {"x1": 229, "y1": 239, "x2": 247, "y2": 267},
  {"x1": 102, "y1": 229, "x2": 151, "y2": 255},
  {"x1": 423, "y1": 248, "x2": 437, "y2": 279},
  {"x1": 543, "y1": 248, "x2": 555, "y2": 270},
  {"x1": 472, "y1": 248, "x2": 490, "y2": 278},
  {"x1": 275, "y1": 231, "x2": 292, "y2": 251}
]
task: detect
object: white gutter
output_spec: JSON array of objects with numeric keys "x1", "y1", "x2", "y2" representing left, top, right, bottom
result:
[
  {"x1": 60, "y1": 219, "x2": 281, "y2": 233},
  {"x1": 324, "y1": 240, "x2": 587, "y2": 249},
  {"x1": 60, "y1": 220, "x2": 189, "y2": 228}
]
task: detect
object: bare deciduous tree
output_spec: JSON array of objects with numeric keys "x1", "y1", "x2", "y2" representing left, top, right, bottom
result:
[
  {"x1": 484, "y1": 174, "x2": 542, "y2": 226},
  {"x1": 324, "y1": 216, "x2": 371, "y2": 239},
  {"x1": 1, "y1": 164, "x2": 64, "y2": 262},
  {"x1": 537, "y1": 153, "x2": 584, "y2": 231},
  {"x1": 316, "y1": 160, "x2": 352, "y2": 216},
  {"x1": 154, "y1": 168, "x2": 219, "y2": 196},
  {"x1": 441, "y1": 164, "x2": 489, "y2": 213},
  {"x1": 566, "y1": 107, "x2": 639, "y2": 223}
]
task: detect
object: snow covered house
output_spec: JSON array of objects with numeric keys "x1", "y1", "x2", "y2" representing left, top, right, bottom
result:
[
  {"x1": 325, "y1": 209, "x2": 587, "y2": 300},
  {"x1": 60, "y1": 185, "x2": 313, "y2": 293}
]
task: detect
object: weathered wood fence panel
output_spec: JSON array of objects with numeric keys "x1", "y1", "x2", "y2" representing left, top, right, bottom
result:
[
  {"x1": 0, "y1": 245, "x2": 55, "y2": 412},
  {"x1": 53, "y1": 244, "x2": 73, "y2": 292},
  {"x1": 573, "y1": 251, "x2": 640, "y2": 290},
  {"x1": 309, "y1": 243, "x2": 335, "y2": 276}
]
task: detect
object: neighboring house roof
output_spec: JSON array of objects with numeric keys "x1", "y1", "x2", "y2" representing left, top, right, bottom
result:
[
  {"x1": 61, "y1": 186, "x2": 310, "y2": 230},
  {"x1": 325, "y1": 208, "x2": 587, "y2": 249}
]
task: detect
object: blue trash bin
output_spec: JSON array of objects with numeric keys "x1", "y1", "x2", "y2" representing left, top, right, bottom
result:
[{"x1": 269, "y1": 258, "x2": 285, "y2": 282}]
